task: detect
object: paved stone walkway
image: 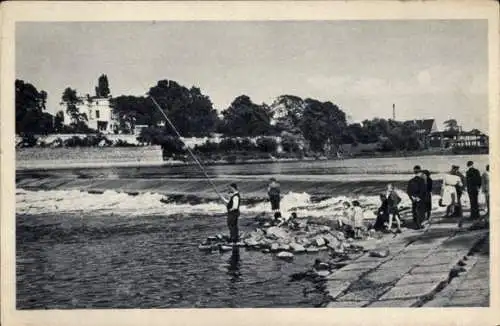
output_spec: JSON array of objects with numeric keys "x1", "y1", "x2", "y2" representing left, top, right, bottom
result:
[
  {"x1": 423, "y1": 234, "x2": 489, "y2": 307},
  {"x1": 324, "y1": 220, "x2": 489, "y2": 308}
]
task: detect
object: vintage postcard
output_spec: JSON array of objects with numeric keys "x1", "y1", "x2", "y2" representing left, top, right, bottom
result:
[{"x1": 1, "y1": 1, "x2": 499, "y2": 325}]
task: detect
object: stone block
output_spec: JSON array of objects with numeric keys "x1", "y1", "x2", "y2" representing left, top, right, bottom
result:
[
  {"x1": 340, "y1": 261, "x2": 381, "y2": 271},
  {"x1": 337, "y1": 285, "x2": 392, "y2": 302},
  {"x1": 379, "y1": 282, "x2": 437, "y2": 300},
  {"x1": 367, "y1": 298, "x2": 417, "y2": 307},
  {"x1": 410, "y1": 264, "x2": 452, "y2": 275},
  {"x1": 327, "y1": 268, "x2": 367, "y2": 281},
  {"x1": 396, "y1": 273, "x2": 448, "y2": 286},
  {"x1": 365, "y1": 267, "x2": 409, "y2": 284},
  {"x1": 326, "y1": 280, "x2": 352, "y2": 299},
  {"x1": 326, "y1": 301, "x2": 369, "y2": 308}
]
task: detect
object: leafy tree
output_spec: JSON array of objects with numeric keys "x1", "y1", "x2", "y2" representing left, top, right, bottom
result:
[
  {"x1": 443, "y1": 119, "x2": 461, "y2": 137},
  {"x1": 95, "y1": 74, "x2": 111, "y2": 97},
  {"x1": 148, "y1": 80, "x2": 219, "y2": 137},
  {"x1": 271, "y1": 95, "x2": 305, "y2": 135},
  {"x1": 15, "y1": 79, "x2": 54, "y2": 134},
  {"x1": 300, "y1": 99, "x2": 347, "y2": 152},
  {"x1": 281, "y1": 132, "x2": 303, "y2": 153},
  {"x1": 219, "y1": 95, "x2": 272, "y2": 136},
  {"x1": 54, "y1": 111, "x2": 65, "y2": 132},
  {"x1": 61, "y1": 87, "x2": 88, "y2": 129},
  {"x1": 444, "y1": 119, "x2": 459, "y2": 131},
  {"x1": 110, "y1": 95, "x2": 158, "y2": 133}
]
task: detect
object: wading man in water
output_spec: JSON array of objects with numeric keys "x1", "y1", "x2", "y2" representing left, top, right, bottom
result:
[{"x1": 222, "y1": 183, "x2": 241, "y2": 245}]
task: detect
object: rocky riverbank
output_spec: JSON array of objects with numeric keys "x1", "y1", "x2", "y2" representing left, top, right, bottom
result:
[{"x1": 198, "y1": 210, "x2": 489, "y2": 308}]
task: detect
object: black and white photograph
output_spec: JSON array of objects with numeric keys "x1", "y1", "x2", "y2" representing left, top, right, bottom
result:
[{"x1": 2, "y1": 1, "x2": 499, "y2": 325}]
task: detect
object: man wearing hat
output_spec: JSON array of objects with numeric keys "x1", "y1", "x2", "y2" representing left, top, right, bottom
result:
[
  {"x1": 407, "y1": 165, "x2": 427, "y2": 229},
  {"x1": 222, "y1": 183, "x2": 241, "y2": 244},
  {"x1": 465, "y1": 161, "x2": 482, "y2": 221}
]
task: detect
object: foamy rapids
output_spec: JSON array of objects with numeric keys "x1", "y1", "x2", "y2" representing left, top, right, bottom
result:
[{"x1": 15, "y1": 187, "x2": 479, "y2": 220}]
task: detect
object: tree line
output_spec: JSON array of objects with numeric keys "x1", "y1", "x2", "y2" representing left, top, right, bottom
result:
[{"x1": 15, "y1": 76, "x2": 467, "y2": 154}]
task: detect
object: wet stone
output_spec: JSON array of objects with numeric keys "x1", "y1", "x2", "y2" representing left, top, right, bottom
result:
[{"x1": 276, "y1": 251, "x2": 294, "y2": 260}]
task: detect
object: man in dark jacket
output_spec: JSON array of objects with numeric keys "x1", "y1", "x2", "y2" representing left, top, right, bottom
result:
[
  {"x1": 466, "y1": 161, "x2": 482, "y2": 220},
  {"x1": 407, "y1": 165, "x2": 427, "y2": 229},
  {"x1": 222, "y1": 183, "x2": 241, "y2": 244}
]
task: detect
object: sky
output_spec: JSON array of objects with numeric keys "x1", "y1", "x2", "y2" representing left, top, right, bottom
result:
[{"x1": 16, "y1": 20, "x2": 488, "y2": 132}]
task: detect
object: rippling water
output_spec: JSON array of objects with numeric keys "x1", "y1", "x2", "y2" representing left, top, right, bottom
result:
[
  {"x1": 16, "y1": 154, "x2": 489, "y2": 309},
  {"x1": 17, "y1": 212, "x2": 331, "y2": 309}
]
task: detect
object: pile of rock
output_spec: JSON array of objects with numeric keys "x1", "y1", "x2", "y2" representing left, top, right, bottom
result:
[{"x1": 199, "y1": 218, "x2": 367, "y2": 261}]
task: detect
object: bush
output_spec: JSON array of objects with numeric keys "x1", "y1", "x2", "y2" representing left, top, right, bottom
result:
[
  {"x1": 256, "y1": 137, "x2": 278, "y2": 153},
  {"x1": 161, "y1": 136, "x2": 186, "y2": 159},
  {"x1": 281, "y1": 134, "x2": 301, "y2": 153},
  {"x1": 17, "y1": 133, "x2": 38, "y2": 148},
  {"x1": 114, "y1": 139, "x2": 136, "y2": 147},
  {"x1": 219, "y1": 138, "x2": 240, "y2": 152},
  {"x1": 194, "y1": 140, "x2": 219, "y2": 153}
]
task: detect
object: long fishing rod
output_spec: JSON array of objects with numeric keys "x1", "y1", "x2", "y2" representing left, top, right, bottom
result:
[{"x1": 147, "y1": 95, "x2": 225, "y2": 201}]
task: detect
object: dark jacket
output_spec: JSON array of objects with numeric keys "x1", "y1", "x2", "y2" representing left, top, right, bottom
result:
[
  {"x1": 466, "y1": 167, "x2": 482, "y2": 191},
  {"x1": 268, "y1": 184, "x2": 280, "y2": 198},
  {"x1": 407, "y1": 176, "x2": 426, "y2": 200},
  {"x1": 387, "y1": 191, "x2": 401, "y2": 211}
]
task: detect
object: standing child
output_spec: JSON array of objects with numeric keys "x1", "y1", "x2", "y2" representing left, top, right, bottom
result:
[
  {"x1": 386, "y1": 184, "x2": 402, "y2": 233},
  {"x1": 340, "y1": 201, "x2": 354, "y2": 237},
  {"x1": 268, "y1": 178, "x2": 281, "y2": 219},
  {"x1": 351, "y1": 201, "x2": 364, "y2": 238}
]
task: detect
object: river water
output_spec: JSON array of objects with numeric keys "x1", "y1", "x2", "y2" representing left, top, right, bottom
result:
[{"x1": 16, "y1": 154, "x2": 488, "y2": 309}]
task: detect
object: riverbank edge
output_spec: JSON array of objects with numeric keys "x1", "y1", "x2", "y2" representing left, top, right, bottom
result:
[{"x1": 15, "y1": 150, "x2": 487, "y2": 171}]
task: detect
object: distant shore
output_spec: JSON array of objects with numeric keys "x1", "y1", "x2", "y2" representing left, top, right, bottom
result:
[{"x1": 16, "y1": 146, "x2": 488, "y2": 171}]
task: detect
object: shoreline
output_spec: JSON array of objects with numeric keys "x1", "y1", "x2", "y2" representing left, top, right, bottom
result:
[{"x1": 16, "y1": 151, "x2": 487, "y2": 171}]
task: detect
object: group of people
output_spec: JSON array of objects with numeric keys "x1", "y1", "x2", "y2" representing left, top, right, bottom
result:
[
  {"x1": 220, "y1": 178, "x2": 284, "y2": 245},
  {"x1": 220, "y1": 161, "x2": 490, "y2": 245},
  {"x1": 439, "y1": 161, "x2": 489, "y2": 228},
  {"x1": 406, "y1": 166, "x2": 435, "y2": 229},
  {"x1": 407, "y1": 161, "x2": 489, "y2": 230}
]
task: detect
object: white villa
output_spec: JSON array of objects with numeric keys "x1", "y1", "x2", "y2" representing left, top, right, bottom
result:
[{"x1": 62, "y1": 95, "x2": 118, "y2": 134}]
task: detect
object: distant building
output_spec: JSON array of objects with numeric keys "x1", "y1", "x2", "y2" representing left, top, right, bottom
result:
[
  {"x1": 133, "y1": 124, "x2": 149, "y2": 136},
  {"x1": 61, "y1": 95, "x2": 118, "y2": 134},
  {"x1": 429, "y1": 130, "x2": 489, "y2": 149},
  {"x1": 403, "y1": 119, "x2": 438, "y2": 135},
  {"x1": 403, "y1": 119, "x2": 438, "y2": 147}
]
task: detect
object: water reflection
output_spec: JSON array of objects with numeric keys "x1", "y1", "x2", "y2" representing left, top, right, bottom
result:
[{"x1": 227, "y1": 247, "x2": 241, "y2": 282}]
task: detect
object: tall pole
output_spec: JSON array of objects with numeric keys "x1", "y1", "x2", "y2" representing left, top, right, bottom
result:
[{"x1": 392, "y1": 103, "x2": 396, "y2": 120}]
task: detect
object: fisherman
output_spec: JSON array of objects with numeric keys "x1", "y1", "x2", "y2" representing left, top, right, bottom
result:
[{"x1": 222, "y1": 183, "x2": 241, "y2": 245}]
